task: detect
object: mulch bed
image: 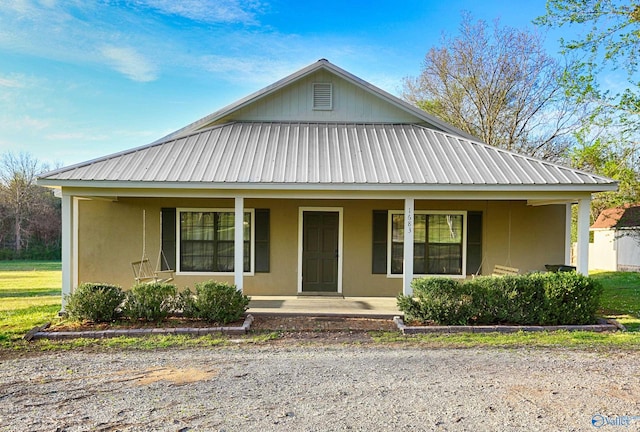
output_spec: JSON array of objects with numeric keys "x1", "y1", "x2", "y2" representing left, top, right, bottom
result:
[{"x1": 249, "y1": 316, "x2": 397, "y2": 332}]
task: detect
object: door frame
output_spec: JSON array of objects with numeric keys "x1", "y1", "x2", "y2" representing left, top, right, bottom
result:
[{"x1": 297, "y1": 207, "x2": 343, "y2": 294}]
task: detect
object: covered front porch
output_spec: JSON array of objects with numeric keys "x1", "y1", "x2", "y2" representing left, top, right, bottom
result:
[{"x1": 56, "y1": 191, "x2": 593, "y2": 307}]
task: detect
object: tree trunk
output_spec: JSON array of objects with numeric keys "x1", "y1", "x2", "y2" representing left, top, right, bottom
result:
[{"x1": 14, "y1": 213, "x2": 21, "y2": 252}]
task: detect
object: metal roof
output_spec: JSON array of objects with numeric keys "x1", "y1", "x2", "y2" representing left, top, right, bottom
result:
[
  {"x1": 39, "y1": 122, "x2": 616, "y2": 191},
  {"x1": 591, "y1": 204, "x2": 640, "y2": 229}
]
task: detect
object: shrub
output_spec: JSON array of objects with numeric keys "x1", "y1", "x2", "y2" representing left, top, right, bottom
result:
[
  {"x1": 398, "y1": 272, "x2": 602, "y2": 326},
  {"x1": 65, "y1": 283, "x2": 124, "y2": 322},
  {"x1": 123, "y1": 282, "x2": 179, "y2": 322},
  {"x1": 179, "y1": 287, "x2": 197, "y2": 318},
  {"x1": 468, "y1": 275, "x2": 546, "y2": 325},
  {"x1": 538, "y1": 271, "x2": 603, "y2": 325},
  {"x1": 186, "y1": 281, "x2": 250, "y2": 324},
  {"x1": 399, "y1": 277, "x2": 475, "y2": 325}
]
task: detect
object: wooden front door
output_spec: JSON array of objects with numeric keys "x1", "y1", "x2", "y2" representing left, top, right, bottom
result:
[{"x1": 302, "y1": 211, "x2": 339, "y2": 292}]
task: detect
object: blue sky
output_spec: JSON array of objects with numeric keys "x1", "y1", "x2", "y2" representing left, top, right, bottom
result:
[{"x1": 0, "y1": 0, "x2": 567, "y2": 169}]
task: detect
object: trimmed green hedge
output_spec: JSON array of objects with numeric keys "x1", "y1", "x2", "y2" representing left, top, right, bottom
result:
[
  {"x1": 65, "y1": 283, "x2": 125, "y2": 323},
  {"x1": 123, "y1": 282, "x2": 180, "y2": 322},
  {"x1": 65, "y1": 280, "x2": 251, "y2": 325},
  {"x1": 397, "y1": 272, "x2": 603, "y2": 325},
  {"x1": 182, "y1": 281, "x2": 250, "y2": 324}
]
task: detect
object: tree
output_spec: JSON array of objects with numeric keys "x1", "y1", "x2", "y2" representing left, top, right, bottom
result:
[
  {"x1": 0, "y1": 151, "x2": 61, "y2": 258},
  {"x1": 572, "y1": 133, "x2": 639, "y2": 215},
  {"x1": 536, "y1": 0, "x2": 640, "y2": 210},
  {"x1": 535, "y1": 1, "x2": 640, "y2": 125},
  {"x1": 403, "y1": 13, "x2": 585, "y2": 160}
]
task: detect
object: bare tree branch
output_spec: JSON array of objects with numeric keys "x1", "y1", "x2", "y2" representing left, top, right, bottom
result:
[{"x1": 402, "y1": 13, "x2": 587, "y2": 161}]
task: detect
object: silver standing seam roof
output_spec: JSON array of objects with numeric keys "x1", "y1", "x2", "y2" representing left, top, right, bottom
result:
[{"x1": 39, "y1": 122, "x2": 616, "y2": 191}]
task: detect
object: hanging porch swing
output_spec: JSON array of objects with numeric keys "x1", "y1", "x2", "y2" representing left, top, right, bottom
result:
[
  {"x1": 472, "y1": 207, "x2": 520, "y2": 277},
  {"x1": 131, "y1": 210, "x2": 175, "y2": 284}
]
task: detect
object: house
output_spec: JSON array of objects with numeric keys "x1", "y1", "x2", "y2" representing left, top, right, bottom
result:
[
  {"x1": 589, "y1": 204, "x2": 640, "y2": 271},
  {"x1": 38, "y1": 59, "x2": 617, "y2": 309}
]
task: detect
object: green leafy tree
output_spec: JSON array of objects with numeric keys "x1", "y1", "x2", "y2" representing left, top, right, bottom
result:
[
  {"x1": 536, "y1": 0, "x2": 640, "y2": 123},
  {"x1": 536, "y1": 1, "x2": 640, "y2": 208},
  {"x1": 573, "y1": 133, "x2": 639, "y2": 211},
  {"x1": 403, "y1": 13, "x2": 586, "y2": 161}
]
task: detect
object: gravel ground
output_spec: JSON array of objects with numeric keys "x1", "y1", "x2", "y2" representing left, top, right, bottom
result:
[{"x1": 1, "y1": 344, "x2": 639, "y2": 431}]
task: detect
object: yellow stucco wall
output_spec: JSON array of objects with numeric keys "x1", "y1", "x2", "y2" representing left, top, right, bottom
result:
[{"x1": 75, "y1": 197, "x2": 566, "y2": 296}]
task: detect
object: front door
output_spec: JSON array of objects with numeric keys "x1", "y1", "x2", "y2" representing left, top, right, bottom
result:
[{"x1": 302, "y1": 211, "x2": 339, "y2": 292}]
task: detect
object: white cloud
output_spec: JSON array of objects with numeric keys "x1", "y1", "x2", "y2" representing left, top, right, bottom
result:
[
  {"x1": 0, "y1": 2, "x2": 161, "y2": 82},
  {"x1": 100, "y1": 46, "x2": 158, "y2": 82},
  {"x1": 198, "y1": 53, "x2": 320, "y2": 88},
  {"x1": 0, "y1": 115, "x2": 50, "y2": 131},
  {"x1": 0, "y1": 76, "x2": 25, "y2": 88},
  {"x1": 135, "y1": 0, "x2": 265, "y2": 25}
]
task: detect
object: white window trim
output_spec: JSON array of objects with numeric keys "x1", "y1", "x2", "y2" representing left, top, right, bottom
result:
[
  {"x1": 297, "y1": 207, "x2": 344, "y2": 294},
  {"x1": 176, "y1": 207, "x2": 255, "y2": 276},
  {"x1": 387, "y1": 210, "x2": 467, "y2": 278}
]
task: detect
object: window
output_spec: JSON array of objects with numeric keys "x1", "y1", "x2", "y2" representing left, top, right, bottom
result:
[
  {"x1": 177, "y1": 209, "x2": 254, "y2": 273},
  {"x1": 389, "y1": 211, "x2": 466, "y2": 276}
]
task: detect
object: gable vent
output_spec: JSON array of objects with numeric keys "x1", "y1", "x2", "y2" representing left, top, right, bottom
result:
[{"x1": 312, "y1": 83, "x2": 333, "y2": 110}]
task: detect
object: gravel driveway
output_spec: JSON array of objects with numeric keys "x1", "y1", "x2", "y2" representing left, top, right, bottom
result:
[{"x1": 1, "y1": 344, "x2": 639, "y2": 431}]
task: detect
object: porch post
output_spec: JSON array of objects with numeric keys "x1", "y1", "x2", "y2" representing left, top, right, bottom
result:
[
  {"x1": 234, "y1": 196, "x2": 244, "y2": 292},
  {"x1": 60, "y1": 193, "x2": 74, "y2": 312},
  {"x1": 403, "y1": 198, "x2": 414, "y2": 296},
  {"x1": 576, "y1": 197, "x2": 591, "y2": 275},
  {"x1": 565, "y1": 203, "x2": 572, "y2": 265}
]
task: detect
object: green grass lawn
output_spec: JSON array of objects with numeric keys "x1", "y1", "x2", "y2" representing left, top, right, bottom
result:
[
  {"x1": 0, "y1": 261, "x2": 61, "y2": 348},
  {"x1": 591, "y1": 271, "x2": 640, "y2": 331},
  {"x1": 1, "y1": 262, "x2": 639, "y2": 352}
]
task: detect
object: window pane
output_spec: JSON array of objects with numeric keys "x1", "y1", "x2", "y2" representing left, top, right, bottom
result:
[
  {"x1": 244, "y1": 241, "x2": 251, "y2": 272},
  {"x1": 244, "y1": 212, "x2": 251, "y2": 240},
  {"x1": 243, "y1": 213, "x2": 252, "y2": 271},
  {"x1": 391, "y1": 214, "x2": 403, "y2": 274},
  {"x1": 427, "y1": 244, "x2": 462, "y2": 274},
  {"x1": 181, "y1": 212, "x2": 214, "y2": 241},
  {"x1": 391, "y1": 242, "x2": 404, "y2": 274},
  {"x1": 428, "y1": 215, "x2": 463, "y2": 275},
  {"x1": 216, "y1": 241, "x2": 234, "y2": 272},
  {"x1": 180, "y1": 211, "x2": 252, "y2": 273},
  {"x1": 414, "y1": 214, "x2": 426, "y2": 243},
  {"x1": 414, "y1": 243, "x2": 426, "y2": 274},
  {"x1": 181, "y1": 240, "x2": 214, "y2": 271},
  {"x1": 392, "y1": 214, "x2": 403, "y2": 242},
  {"x1": 180, "y1": 212, "x2": 215, "y2": 271},
  {"x1": 428, "y1": 215, "x2": 462, "y2": 244},
  {"x1": 217, "y1": 212, "x2": 234, "y2": 241}
]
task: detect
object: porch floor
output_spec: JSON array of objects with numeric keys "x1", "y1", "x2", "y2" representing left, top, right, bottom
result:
[{"x1": 247, "y1": 296, "x2": 401, "y2": 318}]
